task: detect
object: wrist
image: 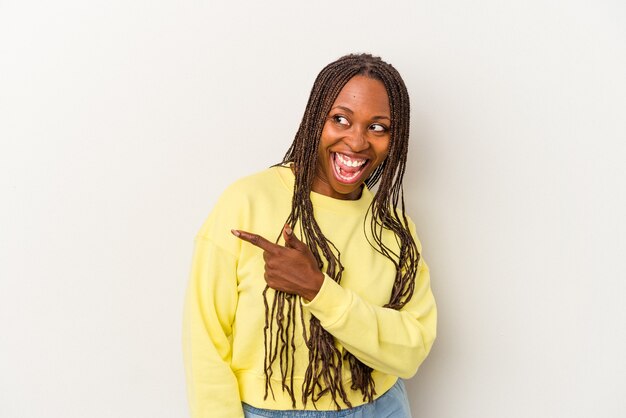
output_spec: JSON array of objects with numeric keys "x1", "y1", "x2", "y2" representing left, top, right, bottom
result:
[{"x1": 301, "y1": 271, "x2": 324, "y2": 301}]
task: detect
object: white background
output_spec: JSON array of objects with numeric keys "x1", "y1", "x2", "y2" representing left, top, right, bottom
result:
[{"x1": 1, "y1": 1, "x2": 625, "y2": 417}]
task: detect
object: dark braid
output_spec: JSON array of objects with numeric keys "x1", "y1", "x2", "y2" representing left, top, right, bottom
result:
[{"x1": 264, "y1": 53, "x2": 420, "y2": 409}]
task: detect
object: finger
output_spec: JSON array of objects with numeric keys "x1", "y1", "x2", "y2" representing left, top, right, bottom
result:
[
  {"x1": 282, "y1": 224, "x2": 306, "y2": 251},
  {"x1": 231, "y1": 229, "x2": 278, "y2": 252},
  {"x1": 282, "y1": 224, "x2": 296, "y2": 249}
]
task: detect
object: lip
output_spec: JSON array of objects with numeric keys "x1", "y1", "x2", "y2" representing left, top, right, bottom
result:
[{"x1": 329, "y1": 152, "x2": 370, "y2": 185}]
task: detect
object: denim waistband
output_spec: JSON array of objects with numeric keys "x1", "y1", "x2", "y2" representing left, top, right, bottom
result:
[
  {"x1": 242, "y1": 379, "x2": 404, "y2": 417},
  {"x1": 242, "y1": 401, "x2": 370, "y2": 417}
]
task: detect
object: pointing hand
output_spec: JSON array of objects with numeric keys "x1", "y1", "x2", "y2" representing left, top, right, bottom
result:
[{"x1": 231, "y1": 224, "x2": 324, "y2": 300}]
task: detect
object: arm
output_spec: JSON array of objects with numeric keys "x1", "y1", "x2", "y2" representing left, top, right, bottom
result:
[
  {"x1": 182, "y1": 236, "x2": 244, "y2": 418},
  {"x1": 301, "y1": 252, "x2": 437, "y2": 379},
  {"x1": 232, "y1": 220, "x2": 437, "y2": 379}
]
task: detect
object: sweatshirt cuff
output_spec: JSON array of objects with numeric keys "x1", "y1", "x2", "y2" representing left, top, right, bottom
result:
[{"x1": 301, "y1": 273, "x2": 353, "y2": 329}]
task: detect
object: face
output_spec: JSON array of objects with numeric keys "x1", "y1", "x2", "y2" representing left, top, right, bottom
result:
[{"x1": 312, "y1": 75, "x2": 391, "y2": 200}]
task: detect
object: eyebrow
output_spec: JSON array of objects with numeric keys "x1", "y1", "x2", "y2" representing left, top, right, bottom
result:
[{"x1": 331, "y1": 106, "x2": 391, "y2": 121}]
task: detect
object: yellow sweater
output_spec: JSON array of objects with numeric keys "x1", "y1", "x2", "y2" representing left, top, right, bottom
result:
[{"x1": 182, "y1": 165, "x2": 437, "y2": 418}]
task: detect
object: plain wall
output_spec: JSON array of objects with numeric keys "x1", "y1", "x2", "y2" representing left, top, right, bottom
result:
[{"x1": 1, "y1": 1, "x2": 625, "y2": 417}]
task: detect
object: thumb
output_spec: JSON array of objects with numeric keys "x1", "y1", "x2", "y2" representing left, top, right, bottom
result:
[{"x1": 282, "y1": 224, "x2": 305, "y2": 250}]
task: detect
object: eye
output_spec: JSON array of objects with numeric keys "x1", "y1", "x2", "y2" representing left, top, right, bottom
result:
[
  {"x1": 369, "y1": 123, "x2": 388, "y2": 133},
  {"x1": 332, "y1": 115, "x2": 349, "y2": 126}
]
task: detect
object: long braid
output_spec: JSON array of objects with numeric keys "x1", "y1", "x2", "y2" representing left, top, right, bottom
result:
[{"x1": 264, "y1": 53, "x2": 420, "y2": 409}]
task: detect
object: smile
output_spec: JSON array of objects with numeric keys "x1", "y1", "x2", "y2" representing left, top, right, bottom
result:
[{"x1": 330, "y1": 152, "x2": 369, "y2": 184}]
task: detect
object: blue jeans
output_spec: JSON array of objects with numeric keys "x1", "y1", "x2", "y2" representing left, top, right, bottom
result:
[{"x1": 242, "y1": 379, "x2": 412, "y2": 418}]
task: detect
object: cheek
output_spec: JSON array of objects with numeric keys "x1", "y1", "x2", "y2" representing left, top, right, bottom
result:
[
  {"x1": 376, "y1": 139, "x2": 391, "y2": 160},
  {"x1": 315, "y1": 138, "x2": 331, "y2": 169},
  {"x1": 318, "y1": 124, "x2": 336, "y2": 148}
]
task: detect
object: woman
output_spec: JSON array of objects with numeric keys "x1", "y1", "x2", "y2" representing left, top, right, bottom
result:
[{"x1": 183, "y1": 53, "x2": 437, "y2": 418}]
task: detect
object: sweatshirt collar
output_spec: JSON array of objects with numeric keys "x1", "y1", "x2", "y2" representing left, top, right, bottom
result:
[{"x1": 274, "y1": 163, "x2": 373, "y2": 214}]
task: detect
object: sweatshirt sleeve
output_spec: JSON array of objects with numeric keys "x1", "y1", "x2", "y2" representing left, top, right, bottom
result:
[
  {"x1": 182, "y1": 235, "x2": 244, "y2": 418},
  {"x1": 301, "y1": 233, "x2": 437, "y2": 379}
]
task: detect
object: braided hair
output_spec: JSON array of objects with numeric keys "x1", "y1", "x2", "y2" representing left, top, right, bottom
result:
[{"x1": 264, "y1": 53, "x2": 420, "y2": 409}]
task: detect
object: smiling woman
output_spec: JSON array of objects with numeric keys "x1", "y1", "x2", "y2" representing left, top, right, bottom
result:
[{"x1": 182, "y1": 53, "x2": 437, "y2": 418}]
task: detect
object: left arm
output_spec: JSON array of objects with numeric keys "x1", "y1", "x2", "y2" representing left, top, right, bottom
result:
[{"x1": 301, "y1": 260, "x2": 436, "y2": 378}]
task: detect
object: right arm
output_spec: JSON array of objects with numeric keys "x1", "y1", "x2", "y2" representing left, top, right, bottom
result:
[{"x1": 182, "y1": 235, "x2": 243, "y2": 418}]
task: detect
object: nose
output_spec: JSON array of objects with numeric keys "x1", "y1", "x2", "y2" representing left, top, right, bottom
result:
[{"x1": 344, "y1": 126, "x2": 369, "y2": 152}]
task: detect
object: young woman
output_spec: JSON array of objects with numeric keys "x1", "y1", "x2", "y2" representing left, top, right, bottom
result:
[{"x1": 183, "y1": 53, "x2": 437, "y2": 418}]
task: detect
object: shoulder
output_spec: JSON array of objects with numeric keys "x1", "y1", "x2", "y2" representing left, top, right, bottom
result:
[
  {"x1": 196, "y1": 165, "x2": 291, "y2": 239},
  {"x1": 404, "y1": 214, "x2": 423, "y2": 254},
  {"x1": 379, "y1": 209, "x2": 424, "y2": 254},
  {"x1": 217, "y1": 165, "x2": 290, "y2": 204}
]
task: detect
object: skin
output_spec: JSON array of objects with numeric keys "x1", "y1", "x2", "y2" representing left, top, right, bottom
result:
[
  {"x1": 231, "y1": 225, "x2": 323, "y2": 301},
  {"x1": 313, "y1": 75, "x2": 391, "y2": 200},
  {"x1": 233, "y1": 75, "x2": 392, "y2": 300}
]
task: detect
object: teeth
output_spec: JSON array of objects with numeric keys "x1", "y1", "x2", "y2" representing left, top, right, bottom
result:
[
  {"x1": 336, "y1": 153, "x2": 366, "y2": 167},
  {"x1": 332, "y1": 153, "x2": 367, "y2": 183}
]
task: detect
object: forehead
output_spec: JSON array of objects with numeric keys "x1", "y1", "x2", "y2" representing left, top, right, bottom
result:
[{"x1": 331, "y1": 76, "x2": 390, "y2": 116}]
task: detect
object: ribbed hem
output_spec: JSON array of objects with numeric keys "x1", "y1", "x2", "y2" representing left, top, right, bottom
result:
[{"x1": 236, "y1": 371, "x2": 397, "y2": 411}]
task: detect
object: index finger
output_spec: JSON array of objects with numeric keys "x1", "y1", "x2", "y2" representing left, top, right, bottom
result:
[{"x1": 231, "y1": 229, "x2": 278, "y2": 252}]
